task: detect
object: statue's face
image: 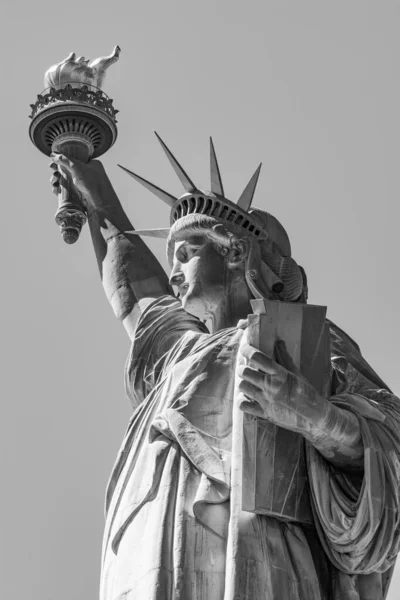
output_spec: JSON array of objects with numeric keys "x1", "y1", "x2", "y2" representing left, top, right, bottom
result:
[{"x1": 169, "y1": 237, "x2": 230, "y2": 321}]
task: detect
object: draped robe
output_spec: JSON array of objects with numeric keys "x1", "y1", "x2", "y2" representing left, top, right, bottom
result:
[{"x1": 100, "y1": 296, "x2": 400, "y2": 600}]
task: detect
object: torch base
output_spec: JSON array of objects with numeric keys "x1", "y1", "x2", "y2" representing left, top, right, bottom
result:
[
  {"x1": 55, "y1": 208, "x2": 87, "y2": 245},
  {"x1": 29, "y1": 85, "x2": 118, "y2": 159}
]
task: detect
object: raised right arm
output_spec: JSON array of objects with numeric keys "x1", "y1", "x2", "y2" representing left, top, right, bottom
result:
[{"x1": 50, "y1": 154, "x2": 173, "y2": 340}]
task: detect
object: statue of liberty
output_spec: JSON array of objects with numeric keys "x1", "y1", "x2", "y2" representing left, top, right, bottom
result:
[{"x1": 49, "y1": 133, "x2": 400, "y2": 600}]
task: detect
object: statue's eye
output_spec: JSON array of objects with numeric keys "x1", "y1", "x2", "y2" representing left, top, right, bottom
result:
[
  {"x1": 177, "y1": 242, "x2": 201, "y2": 262},
  {"x1": 176, "y1": 247, "x2": 189, "y2": 263},
  {"x1": 185, "y1": 246, "x2": 201, "y2": 260}
]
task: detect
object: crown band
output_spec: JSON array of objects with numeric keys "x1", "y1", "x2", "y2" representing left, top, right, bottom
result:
[{"x1": 172, "y1": 193, "x2": 263, "y2": 238}]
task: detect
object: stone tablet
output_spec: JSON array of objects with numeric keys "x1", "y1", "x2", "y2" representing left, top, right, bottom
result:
[{"x1": 242, "y1": 298, "x2": 331, "y2": 523}]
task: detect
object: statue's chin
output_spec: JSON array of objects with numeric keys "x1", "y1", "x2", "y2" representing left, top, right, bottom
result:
[{"x1": 181, "y1": 294, "x2": 208, "y2": 322}]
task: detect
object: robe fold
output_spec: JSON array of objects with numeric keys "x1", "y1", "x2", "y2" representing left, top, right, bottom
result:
[{"x1": 100, "y1": 296, "x2": 400, "y2": 600}]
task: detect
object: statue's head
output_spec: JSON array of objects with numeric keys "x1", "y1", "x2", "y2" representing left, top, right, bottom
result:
[{"x1": 121, "y1": 135, "x2": 307, "y2": 322}]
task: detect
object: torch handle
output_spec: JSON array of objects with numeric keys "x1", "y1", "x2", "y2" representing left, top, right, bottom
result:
[{"x1": 53, "y1": 140, "x2": 90, "y2": 244}]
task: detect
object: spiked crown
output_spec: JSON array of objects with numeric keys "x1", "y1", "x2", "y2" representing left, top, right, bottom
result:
[
  {"x1": 119, "y1": 133, "x2": 265, "y2": 241},
  {"x1": 120, "y1": 134, "x2": 306, "y2": 302}
]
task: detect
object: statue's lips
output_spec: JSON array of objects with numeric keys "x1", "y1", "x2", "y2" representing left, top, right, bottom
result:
[{"x1": 177, "y1": 284, "x2": 189, "y2": 299}]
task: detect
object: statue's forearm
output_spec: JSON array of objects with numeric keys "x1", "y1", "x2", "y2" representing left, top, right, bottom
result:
[
  {"x1": 240, "y1": 341, "x2": 365, "y2": 470},
  {"x1": 87, "y1": 188, "x2": 171, "y2": 338},
  {"x1": 304, "y1": 399, "x2": 364, "y2": 469}
]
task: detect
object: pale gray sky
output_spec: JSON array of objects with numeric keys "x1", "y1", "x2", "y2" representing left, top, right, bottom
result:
[{"x1": 1, "y1": 1, "x2": 400, "y2": 598}]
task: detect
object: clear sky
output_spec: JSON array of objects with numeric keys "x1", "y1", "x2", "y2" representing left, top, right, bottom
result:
[{"x1": 1, "y1": 1, "x2": 399, "y2": 598}]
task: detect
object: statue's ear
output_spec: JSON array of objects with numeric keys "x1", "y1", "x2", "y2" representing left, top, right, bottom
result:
[
  {"x1": 226, "y1": 238, "x2": 249, "y2": 269},
  {"x1": 298, "y1": 265, "x2": 308, "y2": 302}
]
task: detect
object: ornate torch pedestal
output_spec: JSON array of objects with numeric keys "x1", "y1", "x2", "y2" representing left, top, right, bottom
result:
[{"x1": 29, "y1": 46, "x2": 120, "y2": 244}]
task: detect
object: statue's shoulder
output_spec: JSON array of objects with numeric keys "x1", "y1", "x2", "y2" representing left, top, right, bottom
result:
[
  {"x1": 327, "y1": 319, "x2": 391, "y2": 393},
  {"x1": 327, "y1": 319, "x2": 361, "y2": 353}
]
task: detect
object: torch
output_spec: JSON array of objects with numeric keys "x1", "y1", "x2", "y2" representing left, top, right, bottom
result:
[{"x1": 29, "y1": 46, "x2": 120, "y2": 244}]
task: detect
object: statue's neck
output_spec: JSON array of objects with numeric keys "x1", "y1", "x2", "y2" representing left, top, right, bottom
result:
[{"x1": 204, "y1": 285, "x2": 253, "y2": 333}]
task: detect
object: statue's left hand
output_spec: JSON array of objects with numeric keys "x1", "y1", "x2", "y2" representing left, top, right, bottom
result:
[{"x1": 238, "y1": 340, "x2": 327, "y2": 435}]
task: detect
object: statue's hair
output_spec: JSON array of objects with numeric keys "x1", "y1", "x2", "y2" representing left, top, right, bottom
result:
[
  {"x1": 167, "y1": 214, "x2": 240, "y2": 262},
  {"x1": 167, "y1": 209, "x2": 306, "y2": 302}
]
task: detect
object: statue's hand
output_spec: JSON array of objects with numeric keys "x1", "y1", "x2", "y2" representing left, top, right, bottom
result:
[
  {"x1": 238, "y1": 340, "x2": 326, "y2": 435},
  {"x1": 49, "y1": 153, "x2": 111, "y2": 211}
]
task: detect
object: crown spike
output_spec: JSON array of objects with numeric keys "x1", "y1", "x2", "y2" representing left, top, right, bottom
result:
[
  {"x1": 154, "y1": 132, "x2": 196, "y2": 193},
  {"x1": 125, "y1": 228, "x2": 170, "y2": 239},
  {"x1": 209, "y1": 137, "x2": 224, "y2": 196},
  {"x1": 237, "y1": 163, "x2": 262, "y2": 212},
  {"x1": 118, "y1": 164, "x2": 177, "y2": 208}
]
